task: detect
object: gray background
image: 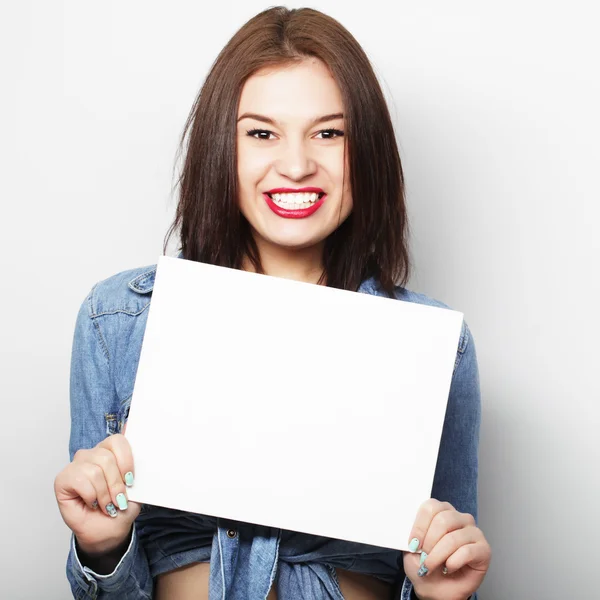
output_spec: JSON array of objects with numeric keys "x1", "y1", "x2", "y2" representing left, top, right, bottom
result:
[{"x1": 1, "y1": 1, "x2": 598, "y2": 598}]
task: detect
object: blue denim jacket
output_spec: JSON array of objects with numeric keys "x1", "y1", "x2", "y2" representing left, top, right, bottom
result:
[{"x1": 65, "y1": 254, "x2": 481, "y2": 600}]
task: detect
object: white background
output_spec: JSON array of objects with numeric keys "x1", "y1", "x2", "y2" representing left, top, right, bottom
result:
[{"x1": 1, "y1": 1, "x2": 598, "y2": 598}]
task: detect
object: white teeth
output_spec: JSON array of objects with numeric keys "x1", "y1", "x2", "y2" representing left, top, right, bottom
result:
[
  {"x1": 269, "y1": 192, "x2": 321, "y2": 208},
  {"x1": 272, "y1": 192, "x2": 319, "y2": 202}
]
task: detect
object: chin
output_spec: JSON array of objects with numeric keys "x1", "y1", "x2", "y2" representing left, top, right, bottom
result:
[{"x1": 262, "y1": 230, "x2": 326, "y2": 250}]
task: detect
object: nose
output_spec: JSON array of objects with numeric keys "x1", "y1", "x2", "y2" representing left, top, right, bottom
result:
[{"x1": 275, "y1": 137, "x2": 317, "y2": 181}]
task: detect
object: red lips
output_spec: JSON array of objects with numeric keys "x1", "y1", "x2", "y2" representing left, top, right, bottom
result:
[{"x1": 263, "y1": 189, "x2": 326, "y2": 219}]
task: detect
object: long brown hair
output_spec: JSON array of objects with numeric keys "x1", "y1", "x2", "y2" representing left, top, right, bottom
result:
[{"x1": 163, "y1": 6, "x2": 412, "y2": 295}]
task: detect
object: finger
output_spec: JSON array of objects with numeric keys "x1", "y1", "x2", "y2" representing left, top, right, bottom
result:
[
  {"x1": 99, "y1": 433, "x2": 135, "y2": 490},
  {"x1": 445, "y1": 540, "x2": 491, "y2": 575},
  {"x1": 72, "y1": 449, "x2": 114, "y2": 514},
  {"x1": 421, "y1": 510, "x2": 475, "y2": 555},
  {"x1": 88, "y1": 446, "x2": 130, "y2": 515},
  {"x1": 54, "y1": 462, "x2": 100, "y2": 511},
  {"x1": 79, "y1": 461, "x2": 117, "y2": 517},
  {"x1": 419, "y1": 526, "x2": 481, "y2": 574},
  {"x1": 407, "y1": 499, "x2": 454, "y2": 553}
]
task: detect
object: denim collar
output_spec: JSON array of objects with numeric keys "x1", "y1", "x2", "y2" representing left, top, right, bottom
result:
[{"x1": 126, "y1": 251, "x2": 182, "y2": 294}]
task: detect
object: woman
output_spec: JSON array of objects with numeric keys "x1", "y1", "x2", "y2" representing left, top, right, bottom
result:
[{"x1": 54, "y1": 6, "x2": 491, "y2": 600}]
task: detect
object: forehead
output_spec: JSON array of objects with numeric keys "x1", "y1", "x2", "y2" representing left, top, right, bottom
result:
[{"x1": 238, "y1": 58, "x2": 344, "y2": 120}]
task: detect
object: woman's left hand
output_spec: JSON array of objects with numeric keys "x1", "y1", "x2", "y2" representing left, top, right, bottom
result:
[{"x1": 403, "y1": 499, "x2": 491, "y2": 600}]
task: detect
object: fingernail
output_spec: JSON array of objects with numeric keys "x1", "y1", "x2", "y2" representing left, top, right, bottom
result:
[
  {"x1": 124, "y1": 472, "x2": 134, "y2": 487},
  {"x1": 442, "y1": 566, "x2": 449, "y2": 575},
  {"x1": 116, "y1": 493, "x2": 128, "y2": 510},
  {"x1": 418, "y1": 565, "x2": 429, "y2": 577},
  {"x1": 408, "y1": 538, "x2": 420, "y2": 553},
  {"x1": 420, "y1": 551, "x2": 428, "y2": 566},
  {"x1": 91, "y1": 500, "x2": 98, "y2": 509},
  {"x1": 106, "y1": 503, "x2": 118, "y2": 518}
]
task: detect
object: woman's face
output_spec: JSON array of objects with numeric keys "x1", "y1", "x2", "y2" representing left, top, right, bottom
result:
[{"x1": 236, "y1": 57, "x2": 352, "y2": 251}]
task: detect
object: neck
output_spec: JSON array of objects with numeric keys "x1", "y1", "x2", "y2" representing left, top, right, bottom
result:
[{"x1": 242, "y1": 234, "x2": 326, "y2": 285}]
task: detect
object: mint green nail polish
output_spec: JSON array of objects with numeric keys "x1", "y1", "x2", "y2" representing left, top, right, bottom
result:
[
  {"x1": 409, "y1": 538, "x2": 419, "y2": 552},
  {"x1": 418, "y1": 564, "x2": 429, "y2": 577},
  {"x1": 116, "y1": 493, "x2": 128, "y2": 510},
  {"x1": 106, "y1": 503, "x2": 118, "y2": 518},
  {"x1": 420, "y1": 551, "x2": 428, "y2": 566},
  {"x1": 125, "y1": 472, "x2": 134, "y2": 487}
]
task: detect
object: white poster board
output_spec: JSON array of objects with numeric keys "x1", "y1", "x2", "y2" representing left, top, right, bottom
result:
[{"x1": 125, "y1": 255, "x2": 463, "y2": 551}]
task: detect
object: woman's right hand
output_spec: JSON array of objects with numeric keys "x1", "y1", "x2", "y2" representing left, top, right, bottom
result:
[{"x1": 54, "y1": 424, "x2": 141, "y2": 555}]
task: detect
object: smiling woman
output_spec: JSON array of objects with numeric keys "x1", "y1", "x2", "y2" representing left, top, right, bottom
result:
[
  {"x1": 56, "y1": 5, "x2": 490, "y2": 600},
  {"x1": 165, "y1": 5, "x2": 410, "y2": 294}
]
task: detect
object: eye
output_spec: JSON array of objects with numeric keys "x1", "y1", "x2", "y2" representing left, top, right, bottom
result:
[
  {"x1": 246, "y1": 128, "x2": 345, "y2": 141},
  {"x1": 315, "y1": 128, "x2": 344, "y2": 140},
  {"x1": 246, "y1": 128, "x2": 276, "y2": 140}
]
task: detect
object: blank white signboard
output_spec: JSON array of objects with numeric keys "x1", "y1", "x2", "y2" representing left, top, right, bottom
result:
[{"x1": 125, "y1": 255, "x2": 464, "y2": 551}]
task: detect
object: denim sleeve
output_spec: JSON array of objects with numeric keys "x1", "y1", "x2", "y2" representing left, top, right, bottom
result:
[
  {"x1": 65, "y1": 290, "x2": 153, "y2": 599},
  {"x1": 398, "y1": 320, "x2": 482, "y2": 600},
  {"x1": 431, "y1": 319, "x2": 481, "y2": 523}
]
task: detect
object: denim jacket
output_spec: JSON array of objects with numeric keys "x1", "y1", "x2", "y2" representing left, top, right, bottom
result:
[{"x1": 65, "y1": 254, "x2": 481, "y2": 600}]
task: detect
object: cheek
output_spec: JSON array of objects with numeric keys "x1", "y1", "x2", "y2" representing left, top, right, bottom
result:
[
  {"x1": 329, "y1": 148, "x2": 349, "y2": 189},
  {"x1": 238, "y1": 152, "x2": 270, "y2": 191},
  {"x1": 237, "y1": 147, "x2": 251, "y2": 186}
]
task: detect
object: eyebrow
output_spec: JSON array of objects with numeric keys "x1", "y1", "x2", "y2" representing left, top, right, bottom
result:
[{"x1": 237, "y1": 112, "x2": 344, "y2": 126}]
